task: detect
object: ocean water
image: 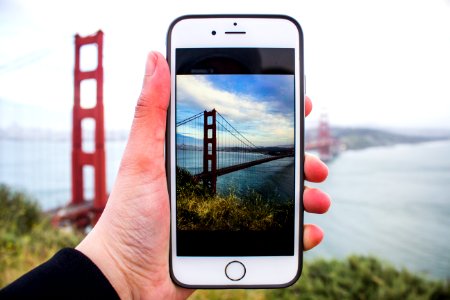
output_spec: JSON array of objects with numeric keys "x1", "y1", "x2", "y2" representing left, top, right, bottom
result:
[
  {"x1": 177, "y1": 149, "x2": 295, "y2": 201},
  {"x1": 0, "y1": 138, "x2": 126, "y2": 210},
  {"x1": 305, "y1": 140, "x2": 450, "y2": 279},
  {"x1": 1, "y1": 138, "x2": 449, "y2": 279}
]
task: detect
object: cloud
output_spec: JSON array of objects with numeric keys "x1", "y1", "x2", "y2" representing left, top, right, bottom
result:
[{"x1": 177, "y1": 75, "x2": 294, "y2": 146}]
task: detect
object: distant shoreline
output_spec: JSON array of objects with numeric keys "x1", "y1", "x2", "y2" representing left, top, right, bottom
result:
[
  {"x1": 2, "y1": 125, "x2": 450, "y2": 151},
  {"x1": 306, "y1": 126, "x2": 450, "y2": 151}
]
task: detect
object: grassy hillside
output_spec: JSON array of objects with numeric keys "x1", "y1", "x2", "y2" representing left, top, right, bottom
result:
[
  {"x1": 332, "y1": 127, "x2": 444, "y2": 150},
  {"x1": 176, "y1": 167, "x2": 293, "y2": 231},
  {"x1": 306, "y1": 126, "x2": 450, "y2": 150}
]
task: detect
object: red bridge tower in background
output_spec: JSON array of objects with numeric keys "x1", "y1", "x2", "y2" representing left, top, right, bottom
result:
[
  {"x1": 305, "y1": 112, "x2": 335, "y2": 161},
  {"x1": 317, "y1": 113, "x2": 332, "y2": 161},
  {"x1": 53, "y1": 31, "x2": 107, "y2": 228}
]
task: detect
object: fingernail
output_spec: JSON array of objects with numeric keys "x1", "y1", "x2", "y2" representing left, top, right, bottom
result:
[{"x1": 145, "y1": 51, "x2": 157, "y2": 76}]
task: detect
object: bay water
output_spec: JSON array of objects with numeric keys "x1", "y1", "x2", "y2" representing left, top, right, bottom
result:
[
  {"x1": 177, "y1": 148, "x2": 295, "y2": 201},
  {"x1": 1, "y1": 137, "x2": 449, "y2": 279},
  {"x1": 305, "y1": 140, "x2": 450, "y2": 280}
]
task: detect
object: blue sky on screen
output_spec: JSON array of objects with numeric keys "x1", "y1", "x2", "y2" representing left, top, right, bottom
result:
[{"x1": 177, "y1": 75, "x2": 295, "y2": 146}]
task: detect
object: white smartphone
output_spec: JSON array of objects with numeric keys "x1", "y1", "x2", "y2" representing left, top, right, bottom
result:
[{"x1": 166, "y1": 15, "x2": 304, "y2": 288}]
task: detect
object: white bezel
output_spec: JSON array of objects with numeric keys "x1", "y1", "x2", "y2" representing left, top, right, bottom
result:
[{"x1": 169, "y1": 15, "x2": 303, "y2": 287}]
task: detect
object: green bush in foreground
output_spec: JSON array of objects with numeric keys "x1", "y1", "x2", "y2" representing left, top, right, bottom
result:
[
  {"x1": 0, "y1": 184, "x2": 83, "y2": 287},
  {"x1": 176, "y1": 167, "x2": 293, "y2": 231},
  {"x1": 192, "y1": 257, "x2": 449, "y2": 300},
  {"x1": 270, "y1": 256, "x2": 449, "y2": 300},
  {"x1": 177, "y1": 190, "x2": 293, "y2": 231}
]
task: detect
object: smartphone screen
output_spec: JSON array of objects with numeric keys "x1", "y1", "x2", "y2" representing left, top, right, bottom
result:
[{"x1": 175, "y1": 48, "x2": 296, "y2": 257}]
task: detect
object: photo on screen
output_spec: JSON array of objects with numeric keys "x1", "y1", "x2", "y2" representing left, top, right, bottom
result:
[
  {"x1": 175, "y1": 48, "x2": 297, "y2": 256},
  {"x1": 176, "y1": 73, "x2": 295, "y2": 228}
]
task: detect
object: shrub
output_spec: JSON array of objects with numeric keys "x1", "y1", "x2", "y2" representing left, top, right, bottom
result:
[
  {"x1": 176, "y1": 167, "x2": 293, "y2": 231},
  {"x1": 270, "y1": 256, "x2": 450, "y2": 300},
  {"x1": 0, "y1": 184, "x2": 83, "y2": 287},
  {"x1": 192, "y1": 257, "x2": 449, "y2": 299},
  {"x1": 0, "y1": 184, "x2": 41, "y2": 235}
]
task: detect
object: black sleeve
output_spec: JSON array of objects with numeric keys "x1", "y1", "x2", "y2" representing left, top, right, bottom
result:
[{"x1": 0, "y1": 248, "x2": 120, "y2": 300}]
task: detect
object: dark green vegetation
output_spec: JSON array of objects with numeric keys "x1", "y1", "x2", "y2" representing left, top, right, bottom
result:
[
  {"x1": 176, "y1": 167, "x2": 293, "y2": 231},
  {"x1": 0, "y1": 184, "x2": 83, "y2": 287},
  {"x1": 193, "y1": 256, "x2": 449, "y2": 300}
]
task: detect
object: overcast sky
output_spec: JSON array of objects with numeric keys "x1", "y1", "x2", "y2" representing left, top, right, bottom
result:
[{"x1": 1, "y1": 0, "x2": 449, "y2": 132}]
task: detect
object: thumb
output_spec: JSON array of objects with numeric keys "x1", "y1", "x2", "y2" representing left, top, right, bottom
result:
[{"x1": 121, "y1": 51, "x2": 170, "y2": 175}]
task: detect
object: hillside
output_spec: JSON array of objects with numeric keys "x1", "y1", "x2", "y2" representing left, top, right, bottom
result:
[{"x1": 306, "y1": 127, "x2": 450, "y2": 150}]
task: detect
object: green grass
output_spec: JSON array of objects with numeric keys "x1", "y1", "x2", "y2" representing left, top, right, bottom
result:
[
  {"x1": 192, "y1": 256, "x2": 449, "y2": 300},
  {"x1": 176, "y1": 167, "x2": 293, "y2": 231},
  {"x1": 0, "y1": 184, "x2": 83, "y2": 287}
]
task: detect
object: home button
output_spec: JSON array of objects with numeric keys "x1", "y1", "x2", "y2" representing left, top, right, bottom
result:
[{"x1": 225, "y1": 261, "x2": 246, "y2": 281}]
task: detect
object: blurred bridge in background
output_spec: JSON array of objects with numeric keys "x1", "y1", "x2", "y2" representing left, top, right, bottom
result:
[{"x1": 305, "y1": 113, "x2": 339, "y2": 162}]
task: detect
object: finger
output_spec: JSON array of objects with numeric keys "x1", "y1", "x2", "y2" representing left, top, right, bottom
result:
[
  {"x1": 138, "y1": 51, "x2": 171, "y2": 112},
  {"x1": 305, "y1": 153, "x2": 328, "y2": 183},
  {"x1": 121, "y1": 51, "x2": 170, "y2": 174},
  {"x1": 305, "y1": 96, "x2": 312, "y2": 117},
  {"x1": 304, "y1": 187, "x2": 331, "y2": 214},
  {"x1": 132, "y1": 51, "x2": 170, "y2": 141},
  {"x1": 303, "y1": 224, "x2": 324, "y2": 251}
]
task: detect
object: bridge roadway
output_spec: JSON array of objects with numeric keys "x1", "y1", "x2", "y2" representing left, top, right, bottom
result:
[{"x1": 193, "y1": 153, "x2": 294, "y2": 181}]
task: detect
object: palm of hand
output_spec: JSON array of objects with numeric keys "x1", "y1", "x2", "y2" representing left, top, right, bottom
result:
[{"x1": 77, "y1": 52, "x2": 330, "y2": 300}]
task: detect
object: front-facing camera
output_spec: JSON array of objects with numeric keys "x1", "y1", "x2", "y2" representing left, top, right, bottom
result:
[{"x1": 211, "y1": 30, "x2": 216, "y2": 35}]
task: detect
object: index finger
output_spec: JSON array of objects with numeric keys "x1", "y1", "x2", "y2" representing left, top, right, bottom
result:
[{"x1": 305, "y1": 96, "x2": 312, "y2": 117}]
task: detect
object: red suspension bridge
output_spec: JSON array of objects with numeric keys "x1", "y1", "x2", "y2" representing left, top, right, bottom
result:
[{"x1": 177, "y1": 109, "x2": 295, "y2": 194}]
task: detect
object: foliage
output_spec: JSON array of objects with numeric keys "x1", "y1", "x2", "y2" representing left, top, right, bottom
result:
[
  {"x1": 0, "y1": 184, "x2": 83, "y2": 287},
  {"x1": 270, "y1": 256, "x2": 449, "y2": 300},
  {"x1": 176, "y1": 167, "x2": 293, "y2": 231},
  {"x1": 0, "y1": 184, "x2": 41, "y2": 235},
  {"x1": 176, "y1": 167, "x2": 210, "y2": 197},
  {"x1": 192, "y1": 256, "x2": 449, "y2": 300}
]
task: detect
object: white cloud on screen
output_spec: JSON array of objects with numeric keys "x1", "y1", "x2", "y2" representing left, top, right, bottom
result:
[{"x1": 177, "y1": 75, "x2": 294, "y2": 146}]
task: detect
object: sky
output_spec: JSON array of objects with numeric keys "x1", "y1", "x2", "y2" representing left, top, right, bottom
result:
[
  {"x1": 177, "y1": 75, "x2": 295, "y2": 146},
  {"x1": 1, "y1": 0, "x2": 450, "y2": 132}
]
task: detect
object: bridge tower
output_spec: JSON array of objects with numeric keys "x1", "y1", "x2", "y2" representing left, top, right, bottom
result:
[
  {"x1": 317, "y1": 113, "x2": 332, "y2": 161},
  {"x1": 53, "y1": 31, "x2": 107, "y2": 228},
  {"x1": 203, "y1": 109, "x2": 217, "y2": 194},
  {"x1": 72, "y1": 30, "x2": 106, "y2": 224}
]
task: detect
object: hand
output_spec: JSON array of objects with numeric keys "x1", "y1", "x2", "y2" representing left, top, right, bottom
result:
[{"x1": 76, "y1": 51, "x2": 330, "y2": 299}]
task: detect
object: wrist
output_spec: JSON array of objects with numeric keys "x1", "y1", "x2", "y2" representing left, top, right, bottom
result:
[{"x1": 76, "y1": 224, "x2": 135, "y2": 299}]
